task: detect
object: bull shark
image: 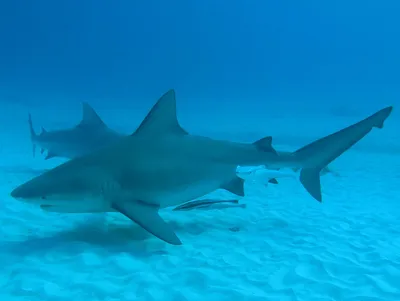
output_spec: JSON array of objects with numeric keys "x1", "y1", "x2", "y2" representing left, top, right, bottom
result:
[
  {"x1": 29, "y1": 102, "x2": 124, "y2": 160},
  {"x1": 11, "y1": 89, "x2": 393, "y2": 245}
]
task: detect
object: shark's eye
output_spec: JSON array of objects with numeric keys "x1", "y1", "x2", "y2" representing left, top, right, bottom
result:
[{"x1": 41, "y1": 196, "x2": 47, "y2": 200}]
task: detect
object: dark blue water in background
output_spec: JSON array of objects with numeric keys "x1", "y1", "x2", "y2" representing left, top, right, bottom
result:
[
  {"x1": 0, "y1": 0, "x2": 399, "y2": 153},
  {"x1": 1, "y1": 0, "x2": 399, "y2": 111}
]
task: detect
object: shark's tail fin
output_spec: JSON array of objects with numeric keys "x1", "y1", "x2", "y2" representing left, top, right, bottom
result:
[
  {"x1": 293, "y1": 106, "x2": 393, "y2": 202},
  {"x1": 28, "y1": 113, "x2": 38, "y2": 157}
]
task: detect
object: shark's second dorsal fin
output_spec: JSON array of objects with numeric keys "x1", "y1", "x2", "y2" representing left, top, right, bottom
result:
[
  {"x1": 133, "y1": 89, "x2": 188, "y2": 136},
  {"x1": 253, "y1": 136, "x2": 277, "y2": 154},
  {"x1": 77, "y1": 102, "x2": 106, "y2": 128}
]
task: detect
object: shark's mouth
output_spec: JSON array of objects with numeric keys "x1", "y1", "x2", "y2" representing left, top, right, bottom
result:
[
  {"x1": 40, "y1": 204, "x2": 53, "y2": 209},
  {"x1": 39, "y1": 203, "x2": 104, "y2": 213},
  {"x1": 40, "y1": 204, "x2": 74, "y2": 213}
]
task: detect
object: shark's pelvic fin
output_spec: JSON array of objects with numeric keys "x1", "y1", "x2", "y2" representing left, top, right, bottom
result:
[
  {"x1": 133, "y1": 89, "x2": 188, "y2": 136},
  {"x1": 253, "y1": 136, "x2": 277, "y2": 154},
  {"x1": 222, "y1": 176, "x2": 245, "y2": 196},
  {"x1": 112, "y1": 199, "x2": 182, "y2": 245},
  {"x1": 78, "y1": 102, "x2": 106, "y2": 128},
  {"x1": 294, "y1": 106, "x2": 393, "y2": 202},
  {"x1": 45, "y1": 152, "x2": 57, "y2": 160}
]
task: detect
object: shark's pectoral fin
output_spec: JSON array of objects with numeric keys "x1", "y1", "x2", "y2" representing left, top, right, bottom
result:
[
  {"x1": 221, "y1": 176, "x2": 245, "y2": 196},
  {"x1": 112, "y1": 200, "x2": 182, "y2": 245}
]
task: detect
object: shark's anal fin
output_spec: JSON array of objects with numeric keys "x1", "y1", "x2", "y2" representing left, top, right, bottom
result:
[
  {"x1": 268, "y1": 178, "x2": 279, "y2": 184},
  {"x1": 221, "y1": 177, "x2": 245, "y2": 196},
  {"x1": 112, "y1": 200, "x2": 182, "y2": 245},
  {"x1": 253, "y1": 136, "x2": 277, "y2": 154}
]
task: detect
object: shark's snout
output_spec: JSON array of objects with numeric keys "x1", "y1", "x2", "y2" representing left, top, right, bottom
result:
[
  {"x1": 10, "y1": 183, "x2": 39, "y2": 201},
  {"x1": 10, "y1": 185, "x2": 26, "y2": 199},
  {"x1": 10, "y1": 169, "x2": 94, "y2": 208},
  {"x1": 10, "y1": 176, "x2": 50, "y2": 204}
]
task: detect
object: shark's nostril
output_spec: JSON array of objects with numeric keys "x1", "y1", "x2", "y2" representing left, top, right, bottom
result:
[
  {"x1": 10, "y1": 188, "x2": 20, "y2": 198},
  {"x1": 10, "y1": 185, "x2": 31, "y2": 200}
]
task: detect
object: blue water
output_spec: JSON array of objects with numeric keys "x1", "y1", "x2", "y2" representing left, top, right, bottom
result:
[{"x1": 1, "y1": 1, "x2": 400, "y2": 300}]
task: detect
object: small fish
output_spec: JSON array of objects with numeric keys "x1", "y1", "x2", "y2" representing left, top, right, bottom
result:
[{"x1": 173, "y1": 199, "x2": 246, "y2": 211}]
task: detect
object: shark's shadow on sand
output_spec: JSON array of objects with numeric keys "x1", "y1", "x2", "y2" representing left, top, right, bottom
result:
[
  {"x1": 0, "y1": 214, "x2": 233, "y2": 258},
  {"x1": 1, "y1": 208, "x2": 291, "y2": 261}
]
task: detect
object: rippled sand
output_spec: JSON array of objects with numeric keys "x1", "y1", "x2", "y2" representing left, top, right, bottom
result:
[{"x1": 1, "y1": 146, "x2": 399, "y2": 301}]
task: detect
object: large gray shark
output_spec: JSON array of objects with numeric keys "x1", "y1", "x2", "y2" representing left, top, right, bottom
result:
[
  {"x1": 11, "y1": 89, "x2": 393, "y2": 245},
  {"x1": 29, "y1": 102, "x2": 124, "y2": 160},
  {"x1": 28, "y1": 103, "x2": 336, "y2": 185}
]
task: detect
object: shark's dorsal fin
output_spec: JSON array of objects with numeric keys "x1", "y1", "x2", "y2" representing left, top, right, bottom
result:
[
  {"x1": 77, "y1": 102, "x2": 106, "y2": 128},
  {"x1": 133, "y1": 89, "x2": 188, "y2": 136},
  {"x1": 40, "y1": 127, "x2": 47, "y2": 135}
]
